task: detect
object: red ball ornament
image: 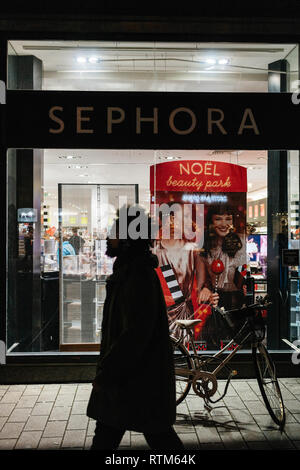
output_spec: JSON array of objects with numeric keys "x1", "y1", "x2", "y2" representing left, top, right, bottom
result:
[{"x1": 211, "y1": 259, "x2": 225, "y2": 274}]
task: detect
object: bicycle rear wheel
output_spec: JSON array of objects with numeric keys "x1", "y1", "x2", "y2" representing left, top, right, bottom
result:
[
  {"x1": 171, "y1": 336, "x2": 193, "y2": 405},
  {"x1": 252, "y1": 342, "x2": 285, "y2": 427}
]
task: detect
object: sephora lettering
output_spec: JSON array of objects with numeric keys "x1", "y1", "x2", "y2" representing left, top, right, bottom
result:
[{"x1": 48, "y1": 106, "x2": 260, "y2": 136}]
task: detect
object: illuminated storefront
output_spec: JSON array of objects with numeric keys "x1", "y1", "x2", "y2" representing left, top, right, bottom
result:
[{"x1": 1, "y1": 7, "x2": 300, "y2": 381}]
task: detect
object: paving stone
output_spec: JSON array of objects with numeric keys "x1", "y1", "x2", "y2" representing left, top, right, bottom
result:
[
  {"x1": 252, "y1": 413, "x2": 279, "y2": 430},
  {"x1": 213, "y1": 414, "x2": 239, "y2": 431},
  {"x1": 8, "y1": 385, "x2": 26, "y2": 392},
  {"x1": 67, "y1": 414, "x2": 89, "y2": 430},
  {"x1": 119, "y1": 431, "x2": 131, "y2": 447},
  {"x1": 15, "y1": 395, "x2": 38, "y2": 408},
  {"x1": 61, "y1": 430, "x2": 86, "y2": 448},
  {"x1": 74, "y1": 390, "x2": 92, "y2": 401},
  {"x1": 42, "y1": 384, "x2": 61, "y2": 391},
  {"x1": 0, "y1": 391, "x2": 23, "y2": 403},
  {"x1": 0, "y1": 403, "x2": 15, "y2": 417},
  {"x1": 283, "y1": 423, "x2": 300, "y2": 440},
  {"x1": 219, "y1": 386, "x2": 238, "y2": 397},
  {"x1": 292, "y1": 440, "x2": 300, "y2": 450},
  {"x1": 174, "y1": 424, "x2": 196, "y2": 434},
  {"x1": 0, "y1": 417, "x2": 7, "y2": 431},
  {"x1": 236, "y1": 389, "x2": 259, "y2": 401},
  {"x1": 37, "y1": 391, "x2": 58, "y2": 402},
  {"x1": 31, "y1": 402, "x2": 53, "y2": 416},
  {"x1": 49, "y1": 406, "x2": 71, "y2": 421},
  {"x1": 248, "y1": 382, "x2": 261, "y2": 395},
  {"x1": 228, "y1": 408, "x2": 256, "y2": 426},
  {"x1": 263, "y1": 430, "x2": 295, "y2": 449},
  {"x1": 195, "y1": 424, "x2": 222, "y2": 443},
  {"x1": 246, "y1": 440, "x2": 272, "y2": 450},
  {"x1": 279, "y1": 388, "x2": 297, "y2": 401},
  {"x1": 8, "y1": 408, "x2": 31, "y2": 422},
  {"x1": 24, "y1": 415, "x2": 48, "y2": 431},
  {"x1": 232, "y1": 380, "x2": 252, "y2": 389},
  {"x1": 0, "y1": 439, "x2": 17, "y2": 449},
  {"x1": 15, "y1": 431, "x2": 42, "y2": 449},
  {"x1": 38, "y1": 437, "x2": 62, "y2": 449},
  {"x1": 219, "y1": 431, "x2": 248, "y2": 449},
  {"x1": 223, "y1": 396, "x2": 247, "y2": 410},
  {"x1": 200, "y1": 442, "x2": 225, "y2": 450},
  {"x1": 284, "y1": 400, "x2": 300, "y2": 414},
  {"x1": 58, "y1": 387, "x2": 77, "y2": 395},
  {"x1": 130, "y1": 433, "x2": 149, "y2": 450},
  {"x1": 43, "y1": 420, "x2": 67, "y2": 438},
  {"x1": 209, "y1": 407, "x2": 231, "y2": 417},
  {"x1": 293, "y1": 414, "x2": 300, "y2": 423},
  {"x1": 77, "y1": 384, "x2": 92, "y2": 390},
  {"x1": 87, "y1": 419, "x2": 96, "y2": 436},
  {"x1": 55, "y1": 395, "x2": 75, "y2": 406},
  {"x1": 244, "y1": 400, "x2": 270, "y2": 415},
  {"x1": 71, "y1": 401, "x2": 88, "y2": 414},
  {"x1": 0, "y1": 422, "x2": 24, "y2": 439},
  {"x1": 239, "y1": 424, "x2": 267, "y2": 442},
  {"x1": 23, "y1": 386, "x2": 43, "y2": 396},
  {"x1": 56, "y1": 390, "x2": 76, "y2": 399},
  {"x1": 179, "y1": 433, "x2": 200, "y2": 450},
  {"x1": 84, "y1": 435, "x2": 93, "y2": 450}
]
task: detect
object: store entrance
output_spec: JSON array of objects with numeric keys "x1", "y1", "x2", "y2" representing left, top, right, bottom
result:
[{"x1": 56, "y1": 183, "x2": 138, "y2": 351}]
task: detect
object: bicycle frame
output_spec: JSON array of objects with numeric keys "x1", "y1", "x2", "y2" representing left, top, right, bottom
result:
[{"x1": 173, "y1": 321, "x2": 253, "y2": 381}]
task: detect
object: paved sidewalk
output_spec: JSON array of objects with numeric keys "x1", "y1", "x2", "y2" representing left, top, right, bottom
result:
[{"x1": 0, "y1": 378, "x2": 300, "y2": 451}]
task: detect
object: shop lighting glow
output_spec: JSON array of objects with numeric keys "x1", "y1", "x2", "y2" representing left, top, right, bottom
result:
[
  {"x1": 67, "y1": 165, "x2": 88, "y2": 169},
  {"x1": 218, "y1": 58, "x2": 229, "y2": 65},
  {"x1": 88, "y1": 56, "x2": 100, "y2": 64},
  {"x1": 76, "y1": 57, "x2": 87, "y2": 63},
  {"x1": 158, "y1": 156, "x2": 182, "y2": 160},
  {"x1": 205, "y1": 58, "x2": 216, "y2": 65},
  {"x1": 59, "y1": 155, "x2": 81, "y2": 160}
]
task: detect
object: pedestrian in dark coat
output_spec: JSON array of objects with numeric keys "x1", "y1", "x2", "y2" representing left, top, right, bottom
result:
[{"x1": 87, "y1": 208, "x2": 184, "y2": 451}]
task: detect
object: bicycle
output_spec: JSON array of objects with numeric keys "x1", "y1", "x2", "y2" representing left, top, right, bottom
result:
[{"x1": 171, "y1": 297, "x2": 286, "y2": 428}]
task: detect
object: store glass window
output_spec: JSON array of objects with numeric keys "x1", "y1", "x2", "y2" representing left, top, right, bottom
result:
[
  {"x1": 7, "y1": 40, "x2": 298, "y2": 92},
  {"x1": 6, "y1": 40, "x2": 300, "y2": 354}
]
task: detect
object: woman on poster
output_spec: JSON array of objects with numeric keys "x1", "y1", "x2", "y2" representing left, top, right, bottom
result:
[
  {"x1": 152, "y1": 205, "x2": 217, "y2": 339},
  {"x1": 201, "y1": 205, "x2": 247, "y2": 348}
]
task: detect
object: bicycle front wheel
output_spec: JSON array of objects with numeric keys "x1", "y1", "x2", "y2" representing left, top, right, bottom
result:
[
  {"x1": 252, "y1": 342, "x2": 285, "y2": 427},
  {"x1": 171, "y1": 336, "x2": 193, "y2": 405}
]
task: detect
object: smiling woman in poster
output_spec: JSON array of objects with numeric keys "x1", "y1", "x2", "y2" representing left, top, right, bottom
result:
[{"x1": 201, "y1": 205, "x2": 247, "y2": 348}]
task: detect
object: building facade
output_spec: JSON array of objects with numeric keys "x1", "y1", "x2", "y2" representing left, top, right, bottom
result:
[{"x1": 1, "y1": 5, "x2": 300, "y2": 382}]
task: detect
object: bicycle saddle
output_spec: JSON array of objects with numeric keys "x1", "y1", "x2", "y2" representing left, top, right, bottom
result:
[{"x1": 175, "y1": 319, "x2": 202, "y2": 329}]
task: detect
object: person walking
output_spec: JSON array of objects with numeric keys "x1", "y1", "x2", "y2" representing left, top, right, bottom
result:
[
  {"x1": 69, "y1": 227, "x2": 85, "y2": 254},
  {"x1": 87, "y1": 206, "x2": 184, "y2": 451}
]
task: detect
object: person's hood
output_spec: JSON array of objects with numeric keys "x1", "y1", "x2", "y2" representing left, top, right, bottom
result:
[{"x1": 113, "y1": 249, "x2": 159, "y2": 272}]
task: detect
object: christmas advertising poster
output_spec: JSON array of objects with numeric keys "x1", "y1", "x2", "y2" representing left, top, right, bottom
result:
[{"x1": 150, "y1": 160, "x2": 247, "y2": 350}]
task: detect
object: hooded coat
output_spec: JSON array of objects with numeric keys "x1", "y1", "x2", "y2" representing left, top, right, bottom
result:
[{"x1": 86, "y1": 250, "x2": 176, "y2": 433}]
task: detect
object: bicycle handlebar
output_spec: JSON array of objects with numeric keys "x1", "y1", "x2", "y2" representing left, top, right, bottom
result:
[{"x1": 215, "y1": 301, "x2": 272, "y2": 317}]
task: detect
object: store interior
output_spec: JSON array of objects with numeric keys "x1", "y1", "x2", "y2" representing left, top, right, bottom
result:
[{"x1": 7, "y1": 40, "x2": 300, "y2": 351}]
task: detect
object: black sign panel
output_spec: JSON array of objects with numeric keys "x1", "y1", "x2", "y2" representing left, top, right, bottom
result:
[
  {"x1": 282, "y1": 249, "x2": 300, "y2": 267},
  {"x1": 5, "y1": 90, "x2": 300, "y2": 149}
]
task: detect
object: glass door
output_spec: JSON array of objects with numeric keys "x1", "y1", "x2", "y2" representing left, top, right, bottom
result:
[{"x1": 58, "y1": 183, "x2": 138, "y2": 351}]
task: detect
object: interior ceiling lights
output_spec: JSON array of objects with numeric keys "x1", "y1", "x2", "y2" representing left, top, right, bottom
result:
[
  {"x1": 59, "y1": 155, "x2": 81, "y2": 160},
  {"x1": 158, "y1": 156, "x2": 182, "y2": 160},
  {"x1": 77, "y1": 56, "x2": 101, "y2": 64}
]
